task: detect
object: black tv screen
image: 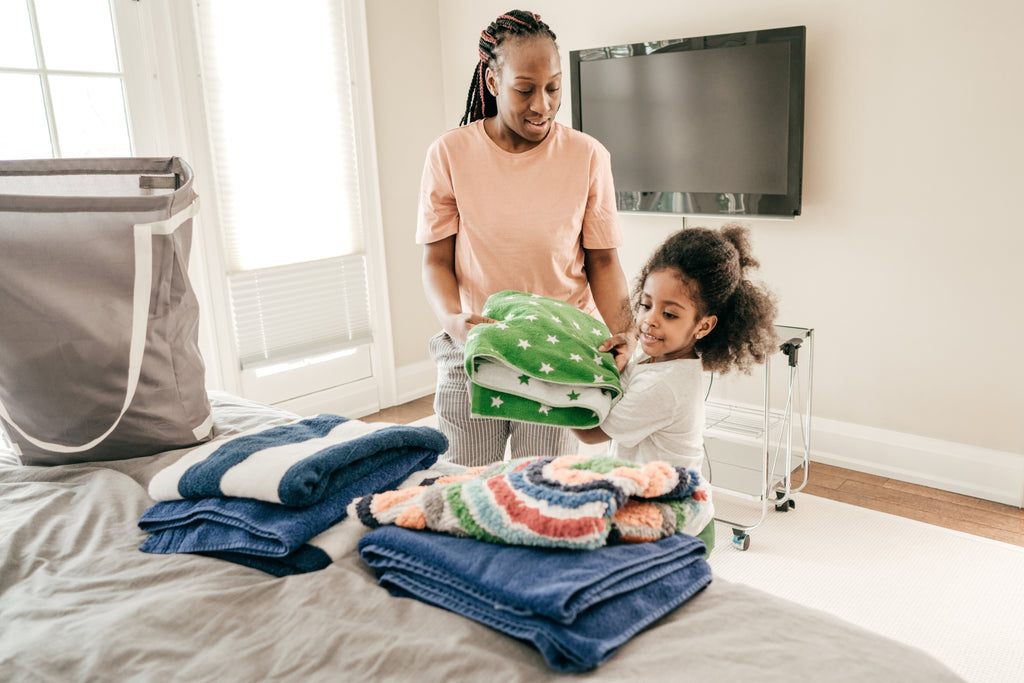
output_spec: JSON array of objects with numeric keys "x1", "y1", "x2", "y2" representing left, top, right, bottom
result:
[{"x1": 570, "y1": 26, "x2": 805, "y2": 217}]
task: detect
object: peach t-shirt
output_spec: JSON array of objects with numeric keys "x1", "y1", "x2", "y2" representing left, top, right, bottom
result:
[{"x1": 416, "y1": 120, "x2": 622, "y2": 318}]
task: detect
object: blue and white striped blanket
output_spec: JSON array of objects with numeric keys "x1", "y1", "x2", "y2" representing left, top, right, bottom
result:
[
  {"x1": 139, "y1": 415, "x2": 448, "y2": 575},
  {"x1": 148, "y1": 414, "x2": 448, "y2": 507}
]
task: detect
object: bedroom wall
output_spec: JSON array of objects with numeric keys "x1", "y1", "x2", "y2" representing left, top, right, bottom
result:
[{"x1": 365, "y1": 1, "x2": 1024, "y2": 501}]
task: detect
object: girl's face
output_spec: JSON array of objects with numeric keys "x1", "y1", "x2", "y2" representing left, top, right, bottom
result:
[
  {"x1": 485, "y1": 36, "x2": 561, "y2": 151},
  {"x1": 637, "y1": 268, "x2": 717, "y2": 363}
]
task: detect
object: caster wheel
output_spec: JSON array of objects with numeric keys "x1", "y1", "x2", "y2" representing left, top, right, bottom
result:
[
  {"x1": 732, "y1": 532, "x2": 750, "y2": 551},
  {"x1": 775, "y1": 492, "x2": 796, "y2": 512}
]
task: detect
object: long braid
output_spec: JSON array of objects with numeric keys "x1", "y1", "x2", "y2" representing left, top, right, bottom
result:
[{"x1": 459, "y1": 10, "x2": 557, "y2": 126}]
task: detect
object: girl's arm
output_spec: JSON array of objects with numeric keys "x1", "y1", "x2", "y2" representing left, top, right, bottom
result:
[
  {"x1": 422, "y1": 236, "x2": 494, "y2": 344},
  {"x1": 583, "y1": 247, "x2": 637, "y2": 371},
  {"x1": 571, "y1": 426, "x2": 611, "y2": 445}
]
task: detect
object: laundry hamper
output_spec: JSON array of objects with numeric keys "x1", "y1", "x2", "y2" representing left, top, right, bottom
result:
[{"x1": 0, "y1": 157, "x2": 213, "y2": 466}]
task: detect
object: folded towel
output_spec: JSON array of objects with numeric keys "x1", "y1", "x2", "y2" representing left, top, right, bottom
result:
[
  {"x1": 465, "y1": 291, "x2": 622, "y2": 428},
  {"x1": 139, "y1": 423, "x2": 445, "y2": 575},
  {"x1": 350, "y1": 455, "x2": 712, "y2": 549},
  {"x1": 358, "y1": 526, "x2": 711, "y2": 672},
  {"x1": 148, "y1": 414, "x2": 448, "y2": 507}
]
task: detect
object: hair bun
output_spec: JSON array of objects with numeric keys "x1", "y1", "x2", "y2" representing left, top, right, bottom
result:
[{"x1": 720, "y1": 223, "x2": 759, "y2": 272}]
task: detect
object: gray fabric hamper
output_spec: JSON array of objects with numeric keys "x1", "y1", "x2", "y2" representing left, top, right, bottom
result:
[{"x1": 0, "y1": 157, "x2": 213, "y2": 466}]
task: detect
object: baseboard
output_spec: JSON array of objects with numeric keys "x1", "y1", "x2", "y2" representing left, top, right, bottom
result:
[
  {"x1": 394, "y1": 359, "x2": 437, "y2": 405},
  {"x1": 273, "y1": 378, "x2": 381, "y2": 419},
  {"x1": 810, "y1": 416, "x2": 1024, "y2": 507}
]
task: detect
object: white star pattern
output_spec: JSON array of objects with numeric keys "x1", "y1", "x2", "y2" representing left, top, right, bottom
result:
[{"x1": 468, "y1": 292, "x2": 622, "y2": 426}]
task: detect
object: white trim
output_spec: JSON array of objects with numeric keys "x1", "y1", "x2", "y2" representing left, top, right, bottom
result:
[
  {"x1": 810, "y1": 416, "x2": 1024, "y2": 508},
  {"x1": 348, "y1": 0, "x2": 397, "y2": 409},
  {"x1": 394, "y1": 359, "x2": 438, "y2": 405},
  {"x1": 272, "y1": 378, "x2": 381, "y2": 419}
]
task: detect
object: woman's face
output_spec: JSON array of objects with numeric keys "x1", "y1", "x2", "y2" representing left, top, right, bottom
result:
[{"x1": 485, "y1": 36, "x2": 561, "y2": 150}]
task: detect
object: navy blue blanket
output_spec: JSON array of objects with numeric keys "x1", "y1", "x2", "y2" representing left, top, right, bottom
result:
[
  {"x1": 357, "y1": 527, "x2": 711, "y2": 672},
  {"x1": 140, "y1": 422, "x2": 446, "y2": 576}
]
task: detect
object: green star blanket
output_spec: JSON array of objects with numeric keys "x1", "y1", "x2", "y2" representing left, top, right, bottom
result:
[{"x1": 464, "y1": 290, "x2": 622, "y2": 428}]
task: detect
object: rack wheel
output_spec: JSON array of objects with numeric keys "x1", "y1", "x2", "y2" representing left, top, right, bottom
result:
[
  {"x1": 774, "y1": 492, "x2": 796, "y2": 512},
  {"x1": 731, "y1": 530, "x2": 750, "y2": 551}
]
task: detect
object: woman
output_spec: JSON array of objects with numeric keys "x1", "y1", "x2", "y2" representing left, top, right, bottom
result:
[{"x1": 417, "y1": 10, "x2": 635, "y2": 466}]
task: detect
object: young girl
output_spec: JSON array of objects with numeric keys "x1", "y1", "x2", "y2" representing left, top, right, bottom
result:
[
  {"x1": 574, "y1": 225, "x2": 779, "y2": 554},
  {"x1": 418, "y1": 10, "x2": 636, "y2": 467}
]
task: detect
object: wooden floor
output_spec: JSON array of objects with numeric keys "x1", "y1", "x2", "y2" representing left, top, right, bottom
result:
[{"x1": 362, "y1": 396, "x2": 1024, "y2": 548}]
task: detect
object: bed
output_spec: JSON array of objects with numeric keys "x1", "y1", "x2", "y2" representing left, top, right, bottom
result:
[{"x1": 0, "y1": 391, "x2": 963, "y2": 682}]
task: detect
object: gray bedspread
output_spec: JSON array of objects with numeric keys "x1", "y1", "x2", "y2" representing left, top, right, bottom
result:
[{"x1": 0, "y1": 394, "x2": 963, "y2": 682}]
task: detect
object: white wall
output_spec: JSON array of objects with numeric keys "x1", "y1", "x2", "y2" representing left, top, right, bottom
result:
[{"x1": 365, "y1": 1, "x2": 1024, "y2": 499}]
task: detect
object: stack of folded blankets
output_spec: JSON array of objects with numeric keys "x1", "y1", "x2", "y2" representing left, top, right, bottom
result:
[
  {"x1": 138, "y1": 414, "x2": 447, "y2": 576},
  {"x1": 352, "y1": 455, "x2": 714, "y2": 672},
  {"x1": 464, "y1": 290, "x2": 623, "y2": 428}
]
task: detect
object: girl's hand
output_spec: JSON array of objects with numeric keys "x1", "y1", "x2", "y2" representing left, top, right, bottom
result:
[
  {"x1": 599, "y1": 332, "x2": 637, "y2": 373},
  {"x1": 445, "y1": 312, "x2": 496, "y2": 344}
]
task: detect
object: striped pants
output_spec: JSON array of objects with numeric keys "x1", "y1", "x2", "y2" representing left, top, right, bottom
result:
[{"x1": 428, "y1": 331, "x2": 579, "y2": 467}]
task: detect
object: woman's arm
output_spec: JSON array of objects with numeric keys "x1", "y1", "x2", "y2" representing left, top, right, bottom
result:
[
  {"x1": 422, "y1": 236, "x2": 493, "y2": 344},
  {"x1": 571, "y1": 426, "x2": 611, "y2": 445},
  {"x1": 583, "y1": 247, "x2": 637, "y2": 371}
]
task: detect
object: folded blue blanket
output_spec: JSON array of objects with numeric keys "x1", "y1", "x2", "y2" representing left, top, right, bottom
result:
[
  {"x1": 140, "y1": 429, "x2": 444, "y2": 576},
  {"x1": 357, "y1": 527, "x2": 711, "y2": 672},
  {"x1": 148, "y1": 414, "x2": 448, "y2": 507}
]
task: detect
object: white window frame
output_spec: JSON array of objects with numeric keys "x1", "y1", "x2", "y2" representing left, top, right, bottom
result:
[{"x1": 115, "y1": 0, "x2": 396, "y2": 416}]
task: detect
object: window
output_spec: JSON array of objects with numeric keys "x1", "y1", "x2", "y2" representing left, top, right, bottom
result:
[
  {"x1": 0, "y1": 0, "x2": 131, "y2": 159},
  {"x1": 189, "y1": 0, "x2": 388, "y2": 409},
  {"x1": 1, "y1": 0, "x2": 394, "y2": 415}
]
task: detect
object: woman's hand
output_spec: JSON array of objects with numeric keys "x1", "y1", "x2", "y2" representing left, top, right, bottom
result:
[
  {"x1": 599, "y1": 332, "x2": 637, "y2": 373},
  {"x1": 444, "y1": 312, "x2": 496, "y2": 344}
]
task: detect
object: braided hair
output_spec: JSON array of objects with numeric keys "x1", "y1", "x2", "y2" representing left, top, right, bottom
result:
[
  {"x1": 459, "y1": 10, "x2": 558, "y2": 126},
  {"x1": 633, "y1": 225, "x2": 779, "y2": 375}
]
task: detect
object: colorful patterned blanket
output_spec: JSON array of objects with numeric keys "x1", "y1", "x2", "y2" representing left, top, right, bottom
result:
[
  {"x1": 349, "y1": 454, "x2": 712, "y2": 550},
  {"x1": 464, "y1": 290, "x2": 622, "y2": 428}
]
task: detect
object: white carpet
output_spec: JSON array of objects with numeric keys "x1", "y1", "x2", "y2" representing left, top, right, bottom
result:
[
  {"x1": 708, "y1": 493, "x2": 1024, "y2": 683},
  {"x1": 408, "y1": 415, "x2": 1024, "y2": 681}
]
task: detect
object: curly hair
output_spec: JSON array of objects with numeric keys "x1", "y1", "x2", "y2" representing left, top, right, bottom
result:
[
  {"x1": 632, "y1": 225, "x2": 779, "y2": 375},
  {"x1": 459, "y1": 10, "x2": 558, "y2": 126}
]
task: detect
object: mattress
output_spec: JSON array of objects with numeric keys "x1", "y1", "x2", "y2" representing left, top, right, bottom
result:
[{"x1": 0, "y1": 392, "x2": 963, "y2": 682}]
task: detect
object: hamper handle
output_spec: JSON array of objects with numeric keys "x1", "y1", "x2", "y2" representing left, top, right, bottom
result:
[{"x1": 0, "y1": 197, "x2": 201, "y2": 454}]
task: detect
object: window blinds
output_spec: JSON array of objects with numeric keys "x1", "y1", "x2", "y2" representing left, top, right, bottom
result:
[
  {"x1": 228, "y1": 255, "x2": 371, "y2": 369},
  {"x1": 194, "y1": 0, "x2": 371, "y2": 369}
]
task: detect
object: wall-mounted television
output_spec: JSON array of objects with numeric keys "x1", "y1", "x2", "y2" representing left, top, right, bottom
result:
[{"x1": 570, "y1": 25, "x2": 805, "y2": 218}]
